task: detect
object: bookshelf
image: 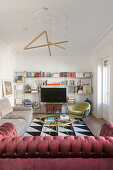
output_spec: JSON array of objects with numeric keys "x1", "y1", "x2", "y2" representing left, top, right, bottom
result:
[{"x1": 14, "y1": 71, "x2": 93, "y2": 113}]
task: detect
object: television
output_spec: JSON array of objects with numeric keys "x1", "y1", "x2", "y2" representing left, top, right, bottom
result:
[{"x1": 41, "y1": 88, "x2": 66, "y2": 103}]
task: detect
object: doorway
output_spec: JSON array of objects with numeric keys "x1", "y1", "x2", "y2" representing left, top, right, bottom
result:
[{"x1": 102, "y1": 57, "x2": 110, "y2": 121}]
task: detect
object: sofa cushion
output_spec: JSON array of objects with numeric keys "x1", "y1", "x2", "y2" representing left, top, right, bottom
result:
[
  {"x1": 13, "y1": 106, "x2": 32, "y2": 112},
  {"x1": 4, "y1": 111, "x2": 32, "y2": 126},
  {"x1": 0, "y1": 98, "x2": 13, "y2": 118},
  {"x1": 0, "y1": 119, "x2": 26, "y2": 136}
]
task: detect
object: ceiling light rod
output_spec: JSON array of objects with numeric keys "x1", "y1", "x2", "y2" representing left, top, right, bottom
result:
[
  {"x1": 24, "y1": 30, "x2": 68, "y2": 56},
  {"x1": 24, "y1": 41, "x2": 68, "y2": 50}
]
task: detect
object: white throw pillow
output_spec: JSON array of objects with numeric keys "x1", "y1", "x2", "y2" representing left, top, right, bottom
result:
[{"x1": 0, "y1": 98, "x2": 13, "y2": 118}]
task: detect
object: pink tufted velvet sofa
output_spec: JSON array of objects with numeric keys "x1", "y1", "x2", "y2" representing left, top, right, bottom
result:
[{"x1": 0, "y1": 122, "x2": 113, "y2": 170}]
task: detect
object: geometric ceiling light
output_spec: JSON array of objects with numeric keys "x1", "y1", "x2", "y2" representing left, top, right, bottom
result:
[{"x1": 24, "y1": 30, "x2": 68, "y2": 56}]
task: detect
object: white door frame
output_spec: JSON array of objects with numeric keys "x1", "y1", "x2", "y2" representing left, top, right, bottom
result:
[{"x1": 102, "y1": 56, "x2": 110, "y2": 121}]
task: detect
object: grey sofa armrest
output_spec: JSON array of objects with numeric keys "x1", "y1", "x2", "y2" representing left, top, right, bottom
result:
[{"x1": 13, "y1": 106, "x2": 33, "y2": 112}]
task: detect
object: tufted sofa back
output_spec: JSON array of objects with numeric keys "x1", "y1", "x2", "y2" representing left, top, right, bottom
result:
[
  {"x1": 0, "y1": 122, "x2": 113, "y2": 159},
  {"x1": 0, "y1": 135, "x2": 113, "y2": 158},
  {"x1": 100, "y1": 122, "x2": 113, "y2": 137}
]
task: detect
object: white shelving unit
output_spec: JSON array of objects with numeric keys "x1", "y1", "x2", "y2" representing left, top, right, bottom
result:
[{"x1": 14, "y1": 71, "x2": 93, "y2": 113}]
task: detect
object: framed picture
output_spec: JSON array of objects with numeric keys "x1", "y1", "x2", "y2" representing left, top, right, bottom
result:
[{"x1": 3, "y1": 80, "x2": 13, "y2": 97}]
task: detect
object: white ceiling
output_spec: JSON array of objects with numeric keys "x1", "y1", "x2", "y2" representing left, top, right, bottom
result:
[{"x1": 0, "y1": 0, "x2": 113, "y2": 56}]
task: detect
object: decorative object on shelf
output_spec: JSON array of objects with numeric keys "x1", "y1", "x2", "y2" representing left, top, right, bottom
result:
[
  {"x1": 77, "y1": 80, "x2": 83, "y2": 94},
  {"x1": 84, "y1": 72, "x2": 91, "y2": 78},
  {"x1": 31, "y1": 82, "x2": 38, "y2": 93},
  {"x1": 41, "y1": 80, "x2": 47, "y2": 86},
  {"x1": 76, "y1": 72, "x2": 84, "y2": 78},
  {"x1": 24, "y1": 30, "x2": 68, "y2": 56},
  {"x1": 60, "y1": 82, "x2": 66, "y2": 86},
  {"x1": 68, "y1": 80, "x2": 75, "y2": 86},
  {"x1": 86, "y1": 86, "x2": 92, "y2": 94},
  {"x1": 35, "y1": 72, "x2": 40, "y2": 77},
  {"x1": 52, "y1": 73, "x2": 59, "y2": 77},
  {"x1": 47, "y1": 83, "x2": 60, "y2": 86},
  {"x1": 3, "y1": 80, "x2": 13, "y2": 97},
  {"x1": 16, "y1": 76, "x2": 23, "y2": 82},
  {"x1": 27, "y1": 72, "x2": 31, "y2": 78},
  {"x1": 24, "y1": 84, "x2": 31, "y2": 93},
  {"x1": 24, "y1": 71, "x2": 27, "y2": 78},
  {"x1": 31, "y1": 72, "x2": 35, "y2": 77}
]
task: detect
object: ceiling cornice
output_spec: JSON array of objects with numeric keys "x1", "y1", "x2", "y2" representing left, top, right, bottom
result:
[{"x1": 91, "y1": 23, "x2": 113, "y2": 52}]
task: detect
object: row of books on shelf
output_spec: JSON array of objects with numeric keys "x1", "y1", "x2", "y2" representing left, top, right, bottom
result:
[
  {"x1": 60, "y1": 72, "x2": 76, "y2": 78},
  {"x1": 24, "y1": 72, "x2": 76, "y2": 78},
  {"x1": 16, "y1": 72, "x2": 92, "y2": 79}
]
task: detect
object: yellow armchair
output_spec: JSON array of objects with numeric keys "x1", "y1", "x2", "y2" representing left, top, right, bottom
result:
[{"x1": 68, "y1": 102, "x2": 90, "y2": 119}]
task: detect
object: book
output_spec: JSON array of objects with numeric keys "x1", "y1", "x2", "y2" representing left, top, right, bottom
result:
[
  {"x1": 60, "y1": 114, "x2": 69, "y2": 121},
  {"x1": 68, "y1": 97, "x2": 74, "y2": 100},
  {"x1": 47, "y1": 117, "x2": 54, "y2": 123},
  {"x1": 48, "y1": 117, "x2": 54, "y2": 121},
  {"x1": 68, "y1": 100, "x2": 75, "y2": 102}
]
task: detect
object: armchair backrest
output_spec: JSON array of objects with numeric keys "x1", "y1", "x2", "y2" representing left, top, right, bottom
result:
[{"x1": 100, "y1": 122, "x2": 113, "y2": 136}]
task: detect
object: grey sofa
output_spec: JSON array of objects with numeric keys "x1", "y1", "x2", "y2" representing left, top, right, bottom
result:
[{"x1": 0, "y1": 98, "x2": 33, "y2": 136}]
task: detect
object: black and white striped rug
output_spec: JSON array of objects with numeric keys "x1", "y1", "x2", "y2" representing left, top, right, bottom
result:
[{"x1": 23, "y1": 118, "x2": 93, "y2": 136}]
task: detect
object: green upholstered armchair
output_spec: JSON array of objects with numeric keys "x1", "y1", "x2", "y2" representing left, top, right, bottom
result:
[{"x1": 68, "y1": 102, "x2": 91, "y2": 119}]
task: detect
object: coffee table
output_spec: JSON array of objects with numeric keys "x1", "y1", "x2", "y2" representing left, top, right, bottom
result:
[{"x1": 40, "y1": 114, "x2": 75, "y2": 136}]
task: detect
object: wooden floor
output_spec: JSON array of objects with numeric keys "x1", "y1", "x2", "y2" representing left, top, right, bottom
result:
[
  {"x1": 83, "y1": 114, "x2": 105, "y2": 136},
  {"x1": 33, "y1": 113, "x2": 105, "y2": 136}
]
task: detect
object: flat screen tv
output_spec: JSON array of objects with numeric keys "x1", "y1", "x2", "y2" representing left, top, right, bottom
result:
[{"x1": 41, "y1": 88, "x2": 66, "y2": 103}]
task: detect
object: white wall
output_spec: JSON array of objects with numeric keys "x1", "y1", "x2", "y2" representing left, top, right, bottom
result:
[
  {"x1": 0, "y1": 38, "x2": 16, "y2": 106},
  {"x1": 15, "y1": 54, "x2": 93, "y2": 72}
]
